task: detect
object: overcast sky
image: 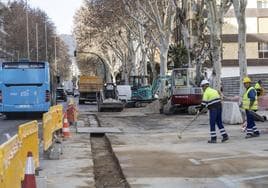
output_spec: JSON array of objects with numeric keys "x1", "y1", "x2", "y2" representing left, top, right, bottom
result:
[{"x1": 5, "y1": 0, "x2": 84, "y2": 35}]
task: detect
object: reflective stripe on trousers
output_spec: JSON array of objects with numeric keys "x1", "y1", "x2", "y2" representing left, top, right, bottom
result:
[{"x1": 209, "y1": 107, "x2": 227, "y2": 138}]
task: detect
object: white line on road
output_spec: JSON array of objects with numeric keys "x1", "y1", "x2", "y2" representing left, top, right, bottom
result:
[
  {"x1": 219, "y1": 174, "x2": 268, "y2": 187},
  {"x1": 233, "y1": 174, "x2": 268, "y2": 182},
  {"x1": 200, "y1": 154, "x2": 253, "y2": 162}
]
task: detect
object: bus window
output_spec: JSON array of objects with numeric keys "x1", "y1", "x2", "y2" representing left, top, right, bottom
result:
[
  {"x1": 174, "y1": 70, "x2": 187, "y2": 86},
  {"x1": 2, "y1": 62, "x2": 45, "y2": 69}
]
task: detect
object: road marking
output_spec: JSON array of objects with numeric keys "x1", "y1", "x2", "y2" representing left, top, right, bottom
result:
[
  {"x1": 189, "y1": 158, "x2": 201, "y2": 165},
  {"x1": 200, "y1": 154, "x2": 253, "y2": 162},
  {"x1": 219, "y1": 174, "x2": 268, "y2": 187},
  {"x1": 233, "y1": 174, "x2": 268, "y2": 182}
]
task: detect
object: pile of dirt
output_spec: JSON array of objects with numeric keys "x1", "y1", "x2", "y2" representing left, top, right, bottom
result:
[{"x1": 143, "y1": 100, "x2": 161, "y2": 114}]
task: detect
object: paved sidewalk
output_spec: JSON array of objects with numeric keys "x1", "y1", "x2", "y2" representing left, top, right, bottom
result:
[{"x1": 38, "y1": 127, "x2": 95, "y2": 188}]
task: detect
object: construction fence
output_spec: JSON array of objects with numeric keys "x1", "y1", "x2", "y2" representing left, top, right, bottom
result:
[{"x1": 0, "y1": 104, "x2": 67, "y2": 188}]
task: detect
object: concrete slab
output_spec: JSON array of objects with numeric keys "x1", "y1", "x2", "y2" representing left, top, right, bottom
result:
[
  {"x1": 77, "y1": 127, "x2": 122, "y2": 133},
  {"x1": 98, "y1": 109, "x2": 268, "y2": 188},
  {"x1": 36, "y1": 176, "x2": 47, "y2": 188},
  {"x1": 128, "y1": 177, "x2": 229, "y2": 188},
  {"x1": 39, "y1": 134, "x2": 95, "y2": 188}
]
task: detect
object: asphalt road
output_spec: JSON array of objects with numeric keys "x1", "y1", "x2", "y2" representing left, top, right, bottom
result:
[
  {"x1": 0, "y1": 96, "x2": 97, "y2": 145},
  {"x1": 0, "y1": 114, "x2": 37, "y2": 145},
  {"x1": 0, "y1": 99, "x2": 70, "y2": 145}
]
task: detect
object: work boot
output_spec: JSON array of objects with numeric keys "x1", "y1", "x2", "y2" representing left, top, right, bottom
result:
[
  {"x1": 208, "y1": 138, "x2": 217, "y2": 144},
  {"x1": 253, "y1": 131, "x2": 260, "y2": 137},
  {"x1": 221, "y1": 135, "x2": 229, "y2": 143},
  {"x1": 245, "y1": 134, "x2": 254, "y2": 139}
]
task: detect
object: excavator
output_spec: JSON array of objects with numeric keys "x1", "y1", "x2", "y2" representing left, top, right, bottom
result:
[{"x1": 161, "y1": 68, "x2": 203, "y2": 114}]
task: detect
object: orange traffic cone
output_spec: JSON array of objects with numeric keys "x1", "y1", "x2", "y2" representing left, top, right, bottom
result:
[
  {"x1": 22, "y1": 152, "x2": 36, "y2": 188},
  {"x1": 63, "y1": 112, "x2": 71, "y2": 138}
]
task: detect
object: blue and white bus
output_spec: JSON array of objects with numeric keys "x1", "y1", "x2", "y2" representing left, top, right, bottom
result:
[{"x1": 0, "y1": 60, "x2": 51, "y2": 116}]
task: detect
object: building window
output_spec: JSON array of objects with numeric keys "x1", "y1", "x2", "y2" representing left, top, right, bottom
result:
[
  {"x1": 257, "y1": 0, "x2": 268, "y2": 8},
  {"x1": 258, "y1": 42, "x2": 268, "y2": 58}
]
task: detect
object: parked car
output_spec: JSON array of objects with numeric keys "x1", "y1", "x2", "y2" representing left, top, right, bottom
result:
[{"x1": 56, "y1": 87, "x2": 67, "y2": 102}]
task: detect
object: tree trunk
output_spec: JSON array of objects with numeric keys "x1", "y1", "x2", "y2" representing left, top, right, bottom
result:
[
  {"x1": 233, "y1": 0, "x2": 248, "y2": 98},
  {"x1": 206, "y1": 0, "x2": 229, "y2": 91},
  {"x1": 141, "y1": 48, "x2": 148, "y2": 85},
  {"x1": 159, "y1": 38, "x2": 169, "y2": 76},
  {"x1": 238, "y1": 16, "x2": 247, "y2": 97},
  {"x1": 195, "y1": 60, "x2": 202, "y2": 86},
  {"x1": 211, "y1": 35, "x2": 222, "y2": 90},
  {"x1": 111, "y1": 72, "x2": 116, "y2": 83},
  {"x1": 106, "y1": 69, "x2": 112, "y2": 83}
]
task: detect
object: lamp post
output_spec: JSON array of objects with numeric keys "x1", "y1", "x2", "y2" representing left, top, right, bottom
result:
[
  {"x1": 36, "y1": 23, "x2": 39, "y2": 61},
  {"x1": 54, "y1": 36, "x2": 57, "y2": 72},
  {"x1": 26, "y1": 0, "x2": 30, "y2": 59},
  {"x1": 45, "y1": 22, "x2": 48, "y2": 61}
]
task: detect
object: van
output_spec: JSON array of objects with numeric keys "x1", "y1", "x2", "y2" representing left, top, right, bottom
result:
[{"x1": 116, "y1": 85, "x2": 132, "y2": 103}]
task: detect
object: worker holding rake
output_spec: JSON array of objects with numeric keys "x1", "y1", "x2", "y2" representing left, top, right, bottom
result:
[{"x1": 199, "y1": 80, "x2": 229, "y2": 143}]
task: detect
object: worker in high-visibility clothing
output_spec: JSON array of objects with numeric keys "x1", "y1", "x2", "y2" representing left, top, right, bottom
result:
[
  {"x1": 254, "y1": 80, "x2": 264, "y2": 96},
  {"x1": 199, "y1": 80, "x2": 229, "y2": 143},
  {"x1": 243, "y1": 77, "x2": 260, "y2": 138}
]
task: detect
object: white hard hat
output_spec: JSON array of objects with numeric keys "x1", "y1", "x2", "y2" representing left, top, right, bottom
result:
[{"x1": 200, "y1": 80, "x2": 209, "y2": 86}]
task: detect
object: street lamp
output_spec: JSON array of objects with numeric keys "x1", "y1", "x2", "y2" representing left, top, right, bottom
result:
[
  {"x1": 54, "y1": 36, "x2": 57, "y2": 72},
  {"x1": 36, "y1": 23, "x2": 39, "y2": 61},
  {"x1": 26, "y1": 0, "x2": 30, "y2": 59},
  {"x1": 45, "y1": 22, "x2": 48, "y2": 61}
]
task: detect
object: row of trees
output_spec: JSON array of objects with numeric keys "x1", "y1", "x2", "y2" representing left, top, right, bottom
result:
[
  {"x1": 2, "y1": 0, "x2": 71, "y2": 79},
  {"x1": 74, "y1": 0, "x2": 248, "y2": 95}
]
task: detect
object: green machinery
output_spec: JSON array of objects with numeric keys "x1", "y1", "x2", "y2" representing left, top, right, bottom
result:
[
  {"x1": 129, "y1": 75, "x2": 171, "y2": 107},
  {"x1": 130, "y1": 76, "x2": 152, "y2": 107}
]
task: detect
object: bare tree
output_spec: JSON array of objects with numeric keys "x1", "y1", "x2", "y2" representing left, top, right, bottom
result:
[
  {"x1": 124, "y1": 0, "x2": 176, "y2": 77},
  {"x1": 206, "y1": 0, "x2": 232, "y2": 90},
  {"x1": 232, "y1": 0, "x2": 247, "y2": 97},
  {"x1": 3, "y1": 0, "x2": 71, "y2": 78}
]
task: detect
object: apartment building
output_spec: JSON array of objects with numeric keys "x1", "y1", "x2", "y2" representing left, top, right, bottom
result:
[{"x1": 222, "y1": 0, "x2": 268, "y2": 76}]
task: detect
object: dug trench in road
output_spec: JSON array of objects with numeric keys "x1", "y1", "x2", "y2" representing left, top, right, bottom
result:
[{"x1": 88, "y1": 114, "x2": 130, "y2": 188}]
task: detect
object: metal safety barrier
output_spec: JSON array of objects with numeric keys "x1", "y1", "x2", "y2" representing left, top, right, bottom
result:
[{"x1": 43, "y1": 105, "x2": 63, "y2": 151}]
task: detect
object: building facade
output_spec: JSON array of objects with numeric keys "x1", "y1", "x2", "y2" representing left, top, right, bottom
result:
[{"x1": 222, "y1": 0, "x2": 268, "y2": 67}]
